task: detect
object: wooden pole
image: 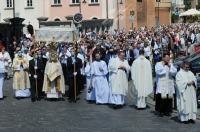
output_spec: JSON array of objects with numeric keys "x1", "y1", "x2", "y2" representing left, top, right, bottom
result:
[
  {"x1": 117, "y1": 0, "x2": 119, "y2": 30},
  {"x1": 32, "y1": 35, "x2": 38, "y2": 99},
  {"x1": 73, "y1": 31, "x2": 77, "y2": 102}
]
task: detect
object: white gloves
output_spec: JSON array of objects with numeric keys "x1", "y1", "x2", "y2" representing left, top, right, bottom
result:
[
  {"x1": 73, "y1": 72, "x2": 77, "y2": 76},
  {"x1": 34, "y1": 75, "x2": 38, "y2": 79},
  {"x1": 34, "y1": 66, "x2": 38, "y2": 70}
]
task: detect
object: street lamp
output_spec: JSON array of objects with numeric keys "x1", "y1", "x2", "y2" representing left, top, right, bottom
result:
[
  {"x1": 156, "y1": 0, "x2": 160, "y2": 27},
  {"x1": 106, "y1": 0, "x2": 108, "y2": 19},
  {"x1": 120, "y1": 0, "x2": 123, "y2": 4},
  {"x1": 82, "y1": 0, "x2": 87, "y2": 4},
  {"x1": 13, "y1": 0, "x2": 15, "y2": 18},
  {"x1": 117, "y1": 0, "x2": 123, "y2": 30},
  {"x1": 79, "y1": 0, "x2": 87, "y2": 13}
]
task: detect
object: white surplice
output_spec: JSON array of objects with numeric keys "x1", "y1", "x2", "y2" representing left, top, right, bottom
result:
[
  {"x1": 131, "y1": 55, "x2": 153, "y2": 108},
  {"x1": 91, "y1": 60, "x2": 110, "y2": 104},
  {"x1": 0, "y1": 53, "x2": 5, "y2": 99},
  {"x1": 108, "y1": 57, "x2": 130, "y2": 105},
  {"x1": 176, "y1": 69, "x2": 197, "y2": 122},
  {"x1": 0, "y1": 52, "x2": 11, "y2": 73},
  {"x1": 155, "y1": 62, "x2": 177, "y2": 98},
  {"x1": 85, "y1": 62, "x2": 96, "y2": 101}
]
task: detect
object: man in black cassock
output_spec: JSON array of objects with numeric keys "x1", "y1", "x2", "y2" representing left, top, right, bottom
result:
[
  {"x1": 67, "y1": 48, "x2": 83, "y2": 103},
  {"x1": 29, "y1": 49, "x2": 46, "y2": 102}
]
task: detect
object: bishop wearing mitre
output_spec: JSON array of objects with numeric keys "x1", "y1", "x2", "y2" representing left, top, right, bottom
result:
[{"x1": 42, "y1": 41, "x2": 65, "y2": 99}]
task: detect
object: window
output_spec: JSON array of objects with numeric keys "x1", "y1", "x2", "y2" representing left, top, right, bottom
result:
[
  {"x1": 6, "y1": 0, "x2": 12, "y2": 8},
  {"x1": 54, "y1": 0, "x2": 61, "y2": 5},
  {"x1": 137, "y1": 0, "x2": 142, "y2": 2},
  {"x1": 72, "y1": 0, "x2": 80, "y2": 4},
  {"x1": 27, "y1": 0, "x2": 33, "y2": 7},
  {"x1": 91, "y1": 0, "x2": 98, "y2": 3}
]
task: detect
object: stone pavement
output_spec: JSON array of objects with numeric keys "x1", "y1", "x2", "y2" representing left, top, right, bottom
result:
[{"x1": 0, "y1": 79, "x2": 200, "y2": 132}]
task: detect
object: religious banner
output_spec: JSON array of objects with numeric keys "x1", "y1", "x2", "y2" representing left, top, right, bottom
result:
[{"x1": 35, "y1": 28, "x2": 78, "y2": 42}]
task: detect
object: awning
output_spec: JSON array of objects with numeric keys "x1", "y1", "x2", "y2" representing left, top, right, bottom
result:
[{"x1": 179, "y1": 9, "x2": 200, "y2": 17}]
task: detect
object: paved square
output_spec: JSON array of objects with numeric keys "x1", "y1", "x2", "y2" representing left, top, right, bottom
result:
[{"x1": 0, "y1": 79, "x2": 200, "y2": 132}]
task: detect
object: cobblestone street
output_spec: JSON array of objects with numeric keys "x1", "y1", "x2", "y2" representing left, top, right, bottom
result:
[{"x1": 0, "y1": 79, "x2": 199, "y2": 132}]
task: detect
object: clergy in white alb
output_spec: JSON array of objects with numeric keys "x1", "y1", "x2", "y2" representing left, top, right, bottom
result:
[
  {"x1": 0, "y1": 50, "x2": 6, "y2": 99},
  {"x1": 85, "y1": 62, "x2": 96, "y2": 101},
  {"x1": 131, "y1": 49, "x2": 153, "y2": 109},
  {"x1": 108, "y1": 51, "x2": 130, "y2": 107},
  {"x1": 91, "y1": 53, "x2": 110, "y2": 104},
  {"x1": 176, "y1": 62, "x2": 197, "y2": 123},
  {"x1": 13, "y1": 51, "x2": 31, "y2": 98}
]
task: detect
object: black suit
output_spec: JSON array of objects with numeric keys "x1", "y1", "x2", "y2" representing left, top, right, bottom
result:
[
  {"x1": 29, "y1": 58, "x2": 46, "y2": 100},
  {"x1": 67, "y1": 56, "x2": 83, "y2": 101},
  {"x1": 125, "y1": 49, "x2": 134, "y2": 66}
]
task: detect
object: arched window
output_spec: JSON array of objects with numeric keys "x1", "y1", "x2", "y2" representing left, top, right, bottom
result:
[{"x1": 54, "y1": 18, "x2": 61, "y2": 21}]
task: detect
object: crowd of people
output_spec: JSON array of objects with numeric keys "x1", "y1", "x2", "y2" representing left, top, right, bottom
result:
[{"x1": 0, "y1": 23, "x2": 199, "y2": 124}]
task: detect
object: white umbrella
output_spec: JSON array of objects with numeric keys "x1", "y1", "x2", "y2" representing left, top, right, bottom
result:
[{"x1": 179, "y1": 8, "x2": 200, "y2": 17}]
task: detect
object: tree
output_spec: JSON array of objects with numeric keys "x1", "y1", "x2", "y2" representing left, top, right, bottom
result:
[
  {"x1": 197, "y1": 0, "x2": 200, "y2": 9},
  {"x1": 184, "y1": 0, "x2": 191, "y2": 10}
]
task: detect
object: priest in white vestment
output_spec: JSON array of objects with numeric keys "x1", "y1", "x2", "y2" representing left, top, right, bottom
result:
[
  {"x1": 131, "y1": 49, "x2": 153, "y2": 109},
  {"x1": 108, "y1": 50, "x2": 130, "y2": 108},
  {"x1": 176, "y1": 62, "x2": 197, "y2": 123},
  {"x1": 91, "y1": 53, "x2": 110, "y2": 104},
  {"x1": 13, "y1": 51, "x2": 31, "y2": 98},
  {"x1": 0, "y1": 47, "x2": 11, "y2": 79},
  {"x1": 155, "y1": 53, "x2": 177, "y2": 116}
]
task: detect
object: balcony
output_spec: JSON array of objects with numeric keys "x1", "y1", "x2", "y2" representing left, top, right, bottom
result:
[
  {"x1": 88, "y1": 2, "x2": 100, "y2": 6},
  {"x1": 51, "y1": 4, "x2": 62, "y2": 7}
]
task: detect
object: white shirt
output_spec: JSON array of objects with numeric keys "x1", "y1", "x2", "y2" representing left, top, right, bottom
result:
[
  {"x1": 77, "y1": 53, "x2": 85, "y2": 75},
  {"x1": 155, "y1": 62, "x2": 177, "y2": 96},
  {"x1": 144, "y1": 46, "x2": 151, "y2": 57},
  {"x1": 0, "y1": 53, "x2": 5, "y2": 73}
]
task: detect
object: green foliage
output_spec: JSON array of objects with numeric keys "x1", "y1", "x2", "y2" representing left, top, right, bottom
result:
[
  {"x1": 184, "y1": 0, "x2": 200, "y2": 10},
  {"x1": 171, "y1": 13, "x2": 179, "y2": 23},
  {"x1": 197, "y1": 0, "x2": 200, "y2": 9},
  {"x1": 184, "y1": 0, "x2": 191, "y2": 10}
]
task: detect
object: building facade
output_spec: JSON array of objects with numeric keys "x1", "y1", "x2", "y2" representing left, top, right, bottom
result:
[
  {"x1": 155, "y1": 0, "x2": 172, "y2": 26},
  {"x1": 49, "y1": 0, "x2": 103, "y2": 21},
  {"x1": 0, "y1": 0, "x2": 49, "y2": 29},
  {"x1": 0, "y1": 0, "x2": 188, "y2": 33},
  {"x1": 123, "y1": 0, "x2": 171, "y2": 29}
]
